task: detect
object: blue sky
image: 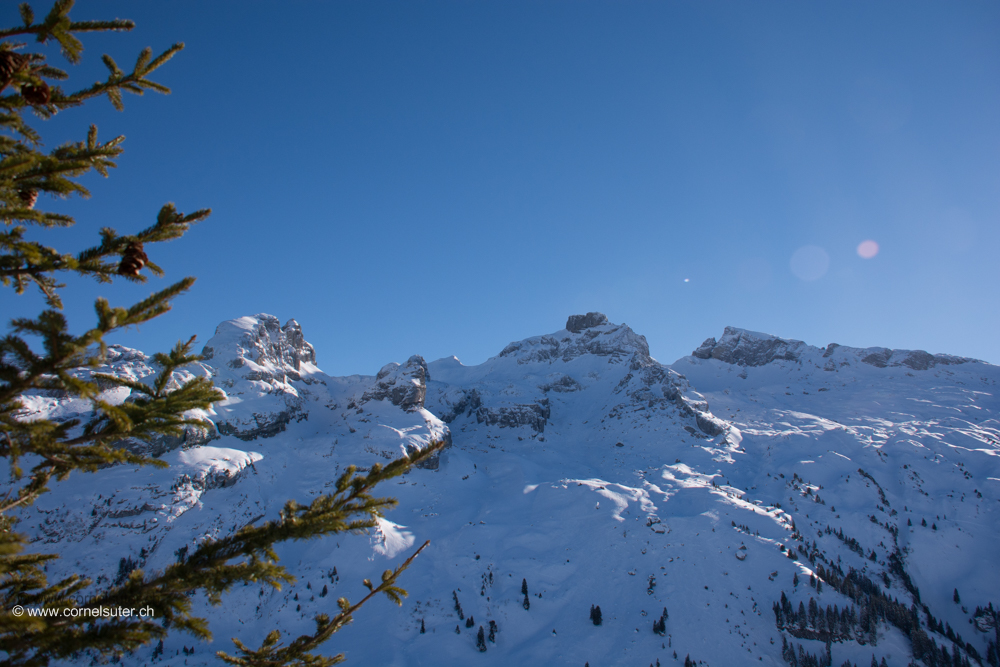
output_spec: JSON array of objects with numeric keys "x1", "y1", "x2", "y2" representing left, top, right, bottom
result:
[{"x1": 7, "y1": 1, "x2": 1000, "y2": 374}]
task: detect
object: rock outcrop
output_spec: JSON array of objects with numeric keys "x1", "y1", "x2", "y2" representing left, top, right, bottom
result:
[
  {"x1": 566, "y1": 312, "x2": 610, "y2": 333},
  {"x1": 476, "y1": 400, "x2": 550, "y2": 432},
  {"x1": 360, "y1": 355, "x2": 429, "y2": 412},
  {"x1": 692, "y1": 327, "x2": 806, "y2": 366},
  {"x1": 693, "y1": 326, "x2": 973, "y2": 371}
]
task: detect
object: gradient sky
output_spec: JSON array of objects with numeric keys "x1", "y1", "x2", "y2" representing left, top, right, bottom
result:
[{"x1": 6, "y1": 1, "x2": 1000, "y2": 375}]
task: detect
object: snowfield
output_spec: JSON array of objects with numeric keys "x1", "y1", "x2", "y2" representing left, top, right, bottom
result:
[{"x1": 12, "y1": 314, "x2": 999, "y2": 667}]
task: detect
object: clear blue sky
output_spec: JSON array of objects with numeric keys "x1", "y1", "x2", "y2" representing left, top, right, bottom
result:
[{"x1": 7, "y1": 1, "x2": 1000, "y2": 374}]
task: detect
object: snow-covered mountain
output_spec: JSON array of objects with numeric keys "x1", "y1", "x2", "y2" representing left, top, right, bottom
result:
[{"x1": 13, "y1": 314, "x2": 1000, "y2": 667}]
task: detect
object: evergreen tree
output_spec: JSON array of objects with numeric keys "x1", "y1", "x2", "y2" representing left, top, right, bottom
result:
[
  {"x1": 592, "y1": 605, "x2": 603, "y2": 626},
  {"x1": 523, "y1": 592, "x2": 530, "y2": 611},
  {"x1": 466, "y1": 615, "x2": 474, "y2": 629},
  {"x1": 476, "y1": 626, "x2": 487, "y2": 652},
  {"x1": 488, "y1": 619, "x2": 497, "y2": 643},
  {"x1": 653, "y1": 607, "x2": 667, "y2": 636},
  {"x1": 0, "y1": 4, "x2": 445, "y2": 666},
  {"x1": 953, "y1": 588, "x2": 961, "y2": 604},
  {"x1": 420, "y1": 619, "x2": 425, "y2": 634},
  {"x1": 521, "y1": 578, "x2": 528, "y2": 595}
]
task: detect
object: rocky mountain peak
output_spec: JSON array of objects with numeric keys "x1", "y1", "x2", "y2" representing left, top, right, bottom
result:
[
  {"x1": 498, "y1": 317, "x2": 651, "y2": 367},
  {"x1": 566, "y1": 312, "x2": 610, "y2": 333},
  {"x1": 201, "y1": 314, "x2": 317, "y2": 382}
]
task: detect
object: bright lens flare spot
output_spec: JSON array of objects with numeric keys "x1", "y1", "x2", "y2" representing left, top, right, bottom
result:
[
  {"x1": 857, "y1": 240, "x2": 879, "y2": 259},
  {"x1": 683, "y1": 278, "x2": 690, "y2": 283}
]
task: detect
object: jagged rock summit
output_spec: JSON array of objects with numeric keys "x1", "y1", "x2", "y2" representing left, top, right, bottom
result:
[
  {"x1": 565, "y1": 311, "x2": 609, "y2": 333},
  {"x1": 202, "y1": 314, "x2": 325, "y2": 441},
  {"x1": 493, "y1": 313, "x2": 651, "y2": 368},
  {"x1": 201, "y1": 314, "x2": 318, "y2": 383}
]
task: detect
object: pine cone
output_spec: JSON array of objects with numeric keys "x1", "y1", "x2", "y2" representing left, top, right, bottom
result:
[
  {"x1": 21, "y1": 81, "x2": 50, "y2": 106},
  {"x1": 0, "y1": 52, "x2": 28, "y2": 84},
  {"x1": 117, "y1": 242, "x2": 148, "y2": 277},
  {"x1": 18, "y1": 189, "x2": 37, "y2": 209}
]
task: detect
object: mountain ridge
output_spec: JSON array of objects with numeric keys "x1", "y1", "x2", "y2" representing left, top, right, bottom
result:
[{"x1": 11, "y1": 312, "x2": 1000, "y2": 667}]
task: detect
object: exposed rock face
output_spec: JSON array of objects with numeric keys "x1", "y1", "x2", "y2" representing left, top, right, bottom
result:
[
  {"x1": 566, "y1": 312, "x2": 610, "y2": 333},
  {"x1": 118, "y1": 423, "x2": 219, "y2": 458},
  {"x1": 499, "y1": 323, "x2": 651, "y2": 366},
  {"x1": 361, "y1": 355, "x2": 429, "y2": 412},
  {"x1": 693, "y1": 326, "x2": 972, "y2": 371},
  {"x1": 611, "y1": 363, "x2": 726, "y2": 438},
  {"x1": 426, "y1": 387, "x2": 482, "y2": 424},
  {"x1": 692, "y1": 338, "x2": 717, "y2": 360},
  {"x1": 279, "y1": 319, "x2": 316, "y2": 371},
  {"x1": 204, "y1": 314, "x2": 323, "y2": 440},
  {"x1": 858, "y1": 347, "x2": 968, "y2": 370},
  {"x1": 860, "y1": 349, "x2": 892, "y2": 369},
  {"x1": 476, "y1": 400, "x2": 550, "y2": 432},
  {"x1": 202, "y1": 314, "x2": 318, "y2": 384},
  {"x1": 694, "y1": 327, "x2": 806, "y2": 367},
  {"x1": 541, "y1": 374, "x2": 582, "y2": 393},
  {"x1": 216, "y1": 412, "x2": 306, "y2": 442}
]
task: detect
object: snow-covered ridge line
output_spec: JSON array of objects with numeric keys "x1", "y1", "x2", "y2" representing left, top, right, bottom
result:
[
  {"x1": 15, "y1": 311, "x2": 1000, "y2": 667},
  {"x1": 693, "y1": 325, "x2": 980, "y2": 370}
]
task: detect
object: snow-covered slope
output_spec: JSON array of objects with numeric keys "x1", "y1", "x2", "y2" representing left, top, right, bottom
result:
[{"x1": 12, "y1": 315, "x2": 1000, "y2": 667}]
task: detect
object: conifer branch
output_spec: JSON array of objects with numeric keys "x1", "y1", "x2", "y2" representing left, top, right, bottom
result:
[
  {"x1": 0, "y1": 4, "x2": 440, "y2": 665},
  {"x1": 217, "y1": 540, "x2": 433, "y2": 667}
]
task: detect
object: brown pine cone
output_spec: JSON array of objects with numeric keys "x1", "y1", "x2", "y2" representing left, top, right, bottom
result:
[
  {"x1": 117, "y1": 241, "x2": 148, "y2": 277},
  {"x1": 18, "y1": 189, "x2": 37, "y2": 209},
  {"x1": 21, "y1": 81, "x2": 50, "y2": 106},
  {"x1": 0, "y1": 52, "x2": 28, "y2": 84}
]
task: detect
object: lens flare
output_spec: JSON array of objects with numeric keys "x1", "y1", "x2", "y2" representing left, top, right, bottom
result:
[
  {"x1": 789, "y1": 245, "x2": 830, "y2": 281},
  {"x1": 857, "y1": 240, "x2": 879, "y2": 259}
]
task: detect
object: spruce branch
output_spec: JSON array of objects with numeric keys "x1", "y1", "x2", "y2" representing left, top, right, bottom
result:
[
  {"x1": 1, "y1": 442, "x2": 443, "y2": 666},
  {"x1": 0, "y1": 5, "x2": 441, "y2": 666},
  {"x1": 217, "y1": 541, "x2": 433, "y2": 667}
]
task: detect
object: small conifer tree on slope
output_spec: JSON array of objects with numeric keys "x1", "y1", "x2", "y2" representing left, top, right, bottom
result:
[{"x1": 0, "y1": 3, "x2": 443, "y2": 666}]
